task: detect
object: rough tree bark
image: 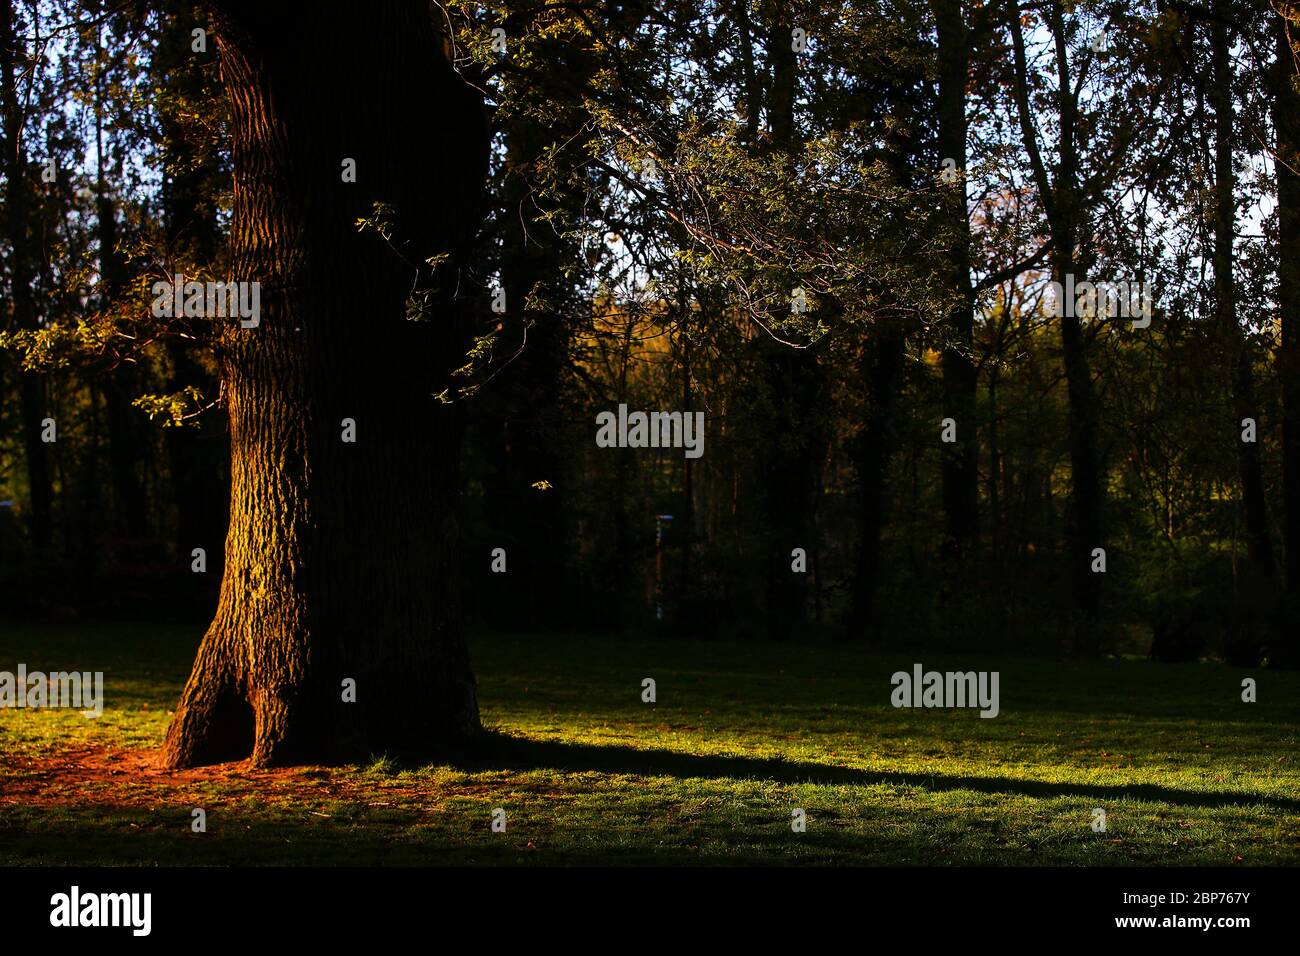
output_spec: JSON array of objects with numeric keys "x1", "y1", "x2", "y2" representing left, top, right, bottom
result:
[{"x1": 162, "y1": 0, "x2": 486, "y2": 767}]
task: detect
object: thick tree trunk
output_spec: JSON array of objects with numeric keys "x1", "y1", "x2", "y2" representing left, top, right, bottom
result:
[{"x1": 163, "y1": 0, "x2": 485, "y2": 767}]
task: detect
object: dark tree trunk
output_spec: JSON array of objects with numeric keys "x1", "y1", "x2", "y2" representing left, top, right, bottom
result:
[
  {"x1": 102, "y1": 372, "x2": 151, "y2": 538},
  {"x1": 1211, "y1": 13, "x2": 1274, "y2": 584},
  {"x1": 849, "y1": 319, "x2": 907, "y2": 636},
  {"x1": 1, "y1": 0, "x2": 54, "y2": 552},
  {"x1": 484, "y1": 109, "x2": 581, "y2": 630},
  {"x1": 16, "y1": 378, "x2": 52, "y2": 550},
  {"x1": 157, "y1": 0, "x2": 230, "y2": 583},
  {"x1": 1057, "y1": 251, "x2": 1105, "y2": 654},
  {"x1": 755, "y1": 342, "x2": 825, "y2": 638},
  {"x1": 1009, "y1": 1, "x2": 1104, "y2": 654},
  {"x1": 1276, "y1": 10, "x2": 1300, "y2": 668},
  {"x1": 163, "y1": 0, "x2": 486, "y2": 768},
  {"x1": 933, "y1": 0, "x2": 979, "y2": 571},
  {"x1": 96, "y1": 182, "x2": 152, "y2": 540},
  {"x1": 748, "y1": 0, "x2": 823, "y2": 637},
  {"x1": 846, "y1": 34, "x2": 927, "y2": 642},
  {"x1": 764, "y1": 2, "x2": 796, "y2": 148},
  {"x1": 680, "y1": 296, "x2": 694, "y2": 587},
  {"x1": 734, "y1": 0, "x2": 763, "y2": 144},
  {"x1": 1277, "y1": 14, "x2": 1300, "y2": 638}
]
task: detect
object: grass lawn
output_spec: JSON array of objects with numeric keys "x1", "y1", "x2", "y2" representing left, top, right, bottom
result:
[{"x1": 1, "y1": 622, "x2": 1297, "y2": 865}]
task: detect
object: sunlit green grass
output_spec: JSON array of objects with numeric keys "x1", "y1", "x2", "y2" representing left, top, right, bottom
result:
[{"x1": 1, "y1": 622, "x2": 1297, "y2": 864}]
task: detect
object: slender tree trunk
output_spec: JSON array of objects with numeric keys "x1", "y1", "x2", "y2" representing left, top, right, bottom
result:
[
  {"x1": 933, "y1": 0, "x2": 978, "y2": 571},
  {"x1": 1051, "y1": 205, "x2": 1105, "y2": 654},
  {"x1": 1277, "y1": 11, "x2": 1300, "y2": 626},
  {"x1": 1212, "y1": 12, "x2": 1274, "y2": 587},
  {"x1": 735, "y1": 0, "x2": 762, "y2": 144},
  {"x1": 755, "y1": 341, "x2": 824, "y2": 638},
  {"x1": 986, "y1": 365, "x2": 998, "y2": 547},
  {"x1": 763, "y1": 1, "x2": 796, "y2": 148},
  {"x1": 163, "y1": 0, "x2": 485, "y2": 767},
  {"x1": 847, "y1": 37, "x2": 926, "y2": 641},
  {"x1": 486, "y1": 89, "x2": 585, "y2": 629},
  {"x1": 1, "y1": 0, "x2": 54, "y2": 552},
  {"x1": 157, "y1": 0, "x2": 230, "y2": 581},
  {"x1": 97, "y1": 188, "x2": 152, "y2": 539},
  {"x1": 94, "y1": 28, "x2": 153, "y2": 541},
  {"x1": 849, "y1": 319, "x2": 907, "y2": 636},
  {"x1": 681, "y1": 293, "x2": 694, "y2": 588},
  {"x1": 749, "y1": 0, "x2": 823, "y2": 637},
  {"x1": 1206, "y1": 7, "x2": 1276, "y2": 664},
  {"x1": 1009, "y1": 2, "x2": 1104, "y2": 654}
]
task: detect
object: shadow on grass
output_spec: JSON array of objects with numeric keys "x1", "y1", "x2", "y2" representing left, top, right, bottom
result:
[{"x1": 455, "y1": 731, "x2": 1300, "y2": 813}]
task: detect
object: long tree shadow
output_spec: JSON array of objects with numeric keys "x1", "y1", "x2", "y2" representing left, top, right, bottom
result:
[{"x1": 453, "y1": 731, "x2": 1300, "y2": 813}]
